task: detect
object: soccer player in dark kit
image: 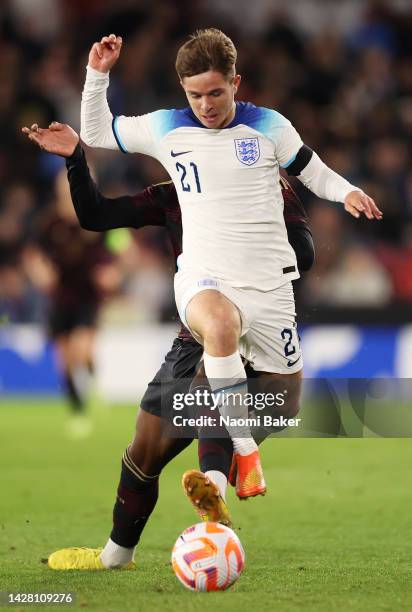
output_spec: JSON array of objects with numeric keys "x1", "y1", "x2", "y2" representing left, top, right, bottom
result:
[
  {"x1": 33, "y1": 167, "x2": 120, "y2": 435},
  {"x1": 23, "y1": 121, "x2": 314, "y2": 569}
]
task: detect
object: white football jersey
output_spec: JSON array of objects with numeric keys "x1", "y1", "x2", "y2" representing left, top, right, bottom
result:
[{"x1": 113, "y1": 102, "x2": 303, "y2": 290}]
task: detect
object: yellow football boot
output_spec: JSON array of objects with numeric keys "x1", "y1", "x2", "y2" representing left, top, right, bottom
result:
[
  {"x1": 47, "y1": 547, "x2": 135, "y2": 570},
  {"x1": 182, "y1": 470, "x2": 233, "y2": 528}
]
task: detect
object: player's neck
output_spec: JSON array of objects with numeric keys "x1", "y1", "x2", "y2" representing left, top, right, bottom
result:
[{"x1": 220, "y1": 102, "x2": 237, "y2": 128}]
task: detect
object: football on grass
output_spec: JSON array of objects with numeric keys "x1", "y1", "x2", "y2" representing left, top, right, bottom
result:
[{"x1": 171, "y1": 522, "x2": 245, "y2": 591}]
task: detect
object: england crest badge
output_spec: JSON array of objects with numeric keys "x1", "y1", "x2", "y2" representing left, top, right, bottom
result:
[{"x1": 234, "y1": 137, "x2": 260, "y2": 166}]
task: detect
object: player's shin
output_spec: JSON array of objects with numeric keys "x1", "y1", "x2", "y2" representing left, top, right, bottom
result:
[
  {"x1": 203, "y1": 351, "x2": 257, "y2": 455},
  {"x1": 203, "y1": 350, "x2": 266, "y2": 498},
  {"x1": 64, "y1": 368, "x2": 86, "y2": 411},
  {"x1": 100, "y1": 446, "x2": 159, "y2": 568}
]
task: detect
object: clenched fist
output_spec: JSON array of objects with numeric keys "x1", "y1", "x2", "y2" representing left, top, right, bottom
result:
[{"x1": 88, "y1": 33, "x2": 123, "y2": 73}]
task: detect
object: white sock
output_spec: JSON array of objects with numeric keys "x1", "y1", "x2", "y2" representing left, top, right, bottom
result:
[
  {"x1": 203, "y1": 351, "x2": 257, "y2": 455},
  {"x1": 99, "y1": 538, "x2": 135, "y2": 569},
  {"x1": 206, "y1": 470, "x2": 228, "y2": 501}
]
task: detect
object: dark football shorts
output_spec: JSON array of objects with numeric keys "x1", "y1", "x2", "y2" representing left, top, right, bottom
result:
[
  {"x1": 139, "y1": 334, "x2": 294, "y2": 442},
  {"x1": 140, "y1": 336, "x2": 203, "y2": 419},
  {"x1": 48, "y1": 303, "x2": 98, "y2": 338},
  {"x1": 140, "y1": 336, "x2": 261, "y2": 420}
]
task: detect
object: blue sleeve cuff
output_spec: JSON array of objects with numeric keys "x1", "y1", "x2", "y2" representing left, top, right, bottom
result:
[
  {"x1": 112, "y1": 116, "x2": 128, "y2": 154},
  {"x1": 281, "y1": 152, "x2": 297, "y2": 169}
]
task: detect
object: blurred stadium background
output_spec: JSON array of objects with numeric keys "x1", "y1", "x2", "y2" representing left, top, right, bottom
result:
[{"x1": 1, "y1": 0, "x2": 412, "y2": 400}]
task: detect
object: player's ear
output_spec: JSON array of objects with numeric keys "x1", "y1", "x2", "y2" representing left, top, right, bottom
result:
[
  {"x1": 233, "y1": 74, "x2": 241, "y2": 93},
  {"x1": 179, "y1": 79, "x2": 190, "y2": 99}
]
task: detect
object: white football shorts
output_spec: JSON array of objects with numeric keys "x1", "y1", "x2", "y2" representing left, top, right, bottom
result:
[{"x1": 174, "y1": 270, "x2": 303, "y2": 374}]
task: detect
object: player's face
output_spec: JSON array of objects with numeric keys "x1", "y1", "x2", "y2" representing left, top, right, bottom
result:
[{"x1": 181, "y1": 71, "x2": 241, "y2": 129}]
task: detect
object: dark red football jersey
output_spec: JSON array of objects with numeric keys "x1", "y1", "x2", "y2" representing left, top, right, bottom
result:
[{"x1": 133, "y1": 178, "x2": 309, "y2": 264}]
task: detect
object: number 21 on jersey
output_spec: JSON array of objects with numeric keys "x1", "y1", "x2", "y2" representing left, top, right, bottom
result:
[{"x1": 176, "y1": 162, "x2": 202, "y2": 193}]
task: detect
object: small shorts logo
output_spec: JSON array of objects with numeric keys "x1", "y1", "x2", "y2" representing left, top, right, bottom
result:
[
  {"x1": 198, "y1": 278, "x2": 218, "y2": 287},
  {"x1": 234, "y1": 137, "x2": 260, "y2": 165}
]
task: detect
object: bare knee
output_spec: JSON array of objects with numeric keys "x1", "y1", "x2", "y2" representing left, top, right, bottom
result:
[
  {"x1": 186, "y1": 290, "x2": 241, "y2": 355},
  {"x1": 203, "y1": 316, "x2": 239, "y2": 354},
  {"x1": 127, "y1": 410, "x2": 165, "y2": 476},
  {"x1": 128, "y1": 435, "x2": 162, "y2": 477}
]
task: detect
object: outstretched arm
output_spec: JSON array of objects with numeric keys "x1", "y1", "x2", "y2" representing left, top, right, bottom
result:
[
  {"x1": 292, "y1": 148, "x2": 382, "y2": 220},
  {"x1": 277, "y1": 125, "x2": 383, "y2": 221},
  {"x1": 22, "y1": 122, "x2": 165, "y2": 230},
  {"x1": 80, "y1": 34, "x2": 123, "y2": 149},
  {"x1": 80, "y1": 34, "x2": 157, "y2": 156}
]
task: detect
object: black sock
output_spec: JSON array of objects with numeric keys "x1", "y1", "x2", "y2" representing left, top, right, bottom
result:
[
  {"x1": 193, "y1": 374, "x2": 234, "y2": 479},
  {"x1": 110, "y1": 447, "x2": 159, "y2": 548},
  {"x1": 198, "y1": 437, "x2": 233, "y2": 479},
  {"x1": 64, "y1": 371, "x2": 84, "y2": 412},
  {"x1": 65, "y1": 365, "x2": 94, "y2": 413}
]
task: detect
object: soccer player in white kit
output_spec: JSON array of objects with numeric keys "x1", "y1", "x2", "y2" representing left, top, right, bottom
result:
[{"x1": 81, "y1": 29, "x2": 382, "y2": 503}]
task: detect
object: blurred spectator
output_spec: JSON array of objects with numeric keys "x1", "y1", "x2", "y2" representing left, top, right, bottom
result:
[{"x1": 307, "y1": 243, "x2": 392, "y2": 307}]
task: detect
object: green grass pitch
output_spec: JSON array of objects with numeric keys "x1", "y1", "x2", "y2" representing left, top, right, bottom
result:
[{"x1": 1, "y1": 398, "x2": 412, "y2": 611}]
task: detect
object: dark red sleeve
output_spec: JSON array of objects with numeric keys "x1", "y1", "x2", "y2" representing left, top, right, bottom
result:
[
  {"x1": 281, "y1": 177, "x2": 315, "y2": 271},
  {"x1": 66, "y1": 144, "x2": 166, "y2": 231},
  {"x1": 281, "y1": 177, "x2": 309, "y2": 227}
]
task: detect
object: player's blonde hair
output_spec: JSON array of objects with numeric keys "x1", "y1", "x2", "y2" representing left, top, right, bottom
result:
[{"x1": 175, "y1": 28, "x2": 237, "y2": 80}]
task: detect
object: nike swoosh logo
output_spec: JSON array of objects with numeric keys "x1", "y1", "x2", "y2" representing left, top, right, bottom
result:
[
  {"x1": 171, "y1": 150, "x2": 192, "y2": 157},
  {"x1": 287, "y1": 355, "x2": 301, "y2": 367}
]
